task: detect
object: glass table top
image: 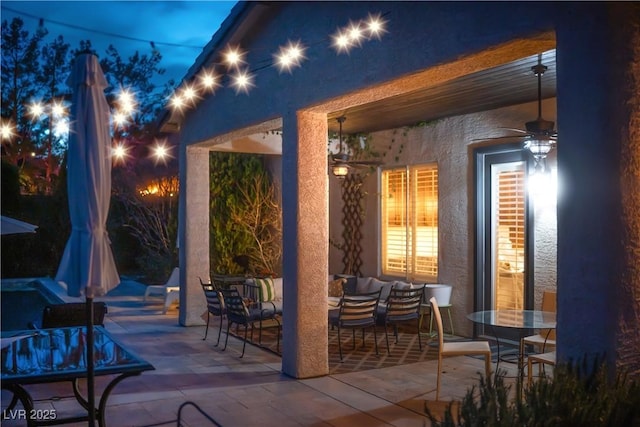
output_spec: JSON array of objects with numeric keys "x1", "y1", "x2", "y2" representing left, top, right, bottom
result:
[
  {"x1": 1, "y1": 326, "x2": 153, "y2": 383},
  {"x1": 467, "y1": 310, "x2": 556, "y2": 329}
]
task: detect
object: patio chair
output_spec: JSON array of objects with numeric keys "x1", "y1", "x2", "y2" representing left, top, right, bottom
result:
[
  {"x1": 220, "y1": 287, "x2": 281, "y2": 357},
  {"x1": 431, "y1": 297, "x2": 491, "y2": 400},
  {"x1": 143, "y1": 267, "x2": 180, "y2": 314},
  {"x1": 329, "y1": 289, "x2": 381, "y2": 362},
  {"x1": 201, "y1": 278, "x2": 226, "y2": 346},
  {"x1": 31, "y1": 302, "x2": 108, "y2": 329},
  {"x1": 527, "y1": 350, "x2": 556, "y2": 384},
  {"x1": 379, "y1": 285, "x2": 425, "y2": 355},
  {"x1": 522, "y1": 290, "x2": 556, "y2": 352}
]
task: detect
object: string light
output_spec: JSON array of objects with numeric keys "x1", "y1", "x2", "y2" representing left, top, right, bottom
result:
[
  {"x1": 111, "y1": 142, "x2": 130, "y2": 164},
  {"x1": 151, "y1": 139, "x2": 172, "y2": 165},
  {"x1": 113, "y1": 112, "x2": 129, "y2": 127},
  {"x1": 198, "y1": 69, "x2": 221, "y2": 93},
  {"x1": 230, "y1": 69, "x2": 255, "y2": 94},
  {"x1": 28, "y1": 101, "x2": 46, "y2": 119},
  {"x1": 166, "y1": 11, "x2": 388, "y2": 113},
  {"x1": 222, "y1": 45, "x2": 246, "y2": 69},
  {"x1": 117, "y1": 89, "x2": 137, "y2": 115},
  {"x1": 274, "y1": 41, "x2": 306, "y2": 73},
  {"x1": 1, "y1": 121, "x2": 16, "y2": 141},
  {"x1": 365, "y1": 13, "x2": 387, "y2": 39},
  {"x1": 332, "y1": 30, "x2": 352, "y2": 53}
]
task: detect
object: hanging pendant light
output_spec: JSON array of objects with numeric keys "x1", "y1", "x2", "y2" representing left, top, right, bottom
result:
[
  {"x1": 332, "y1": 116, "x2": 349, "y2": 178},
  {"x1": 523, "y1": 61, "x2": 557, "y2": 166}
]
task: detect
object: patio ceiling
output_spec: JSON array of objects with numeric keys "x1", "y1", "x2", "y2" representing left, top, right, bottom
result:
[{"x1": 327, "y1": 50, "x2": 556, "y2": 134}]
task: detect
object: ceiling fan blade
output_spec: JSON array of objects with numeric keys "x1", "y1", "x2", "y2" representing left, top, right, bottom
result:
[
  {"x1": 498, "y1": 127, "x2": 529, "y2": 134},
  {"x1": 471, "y1": 135, "x2": 526, "y2": 142}
]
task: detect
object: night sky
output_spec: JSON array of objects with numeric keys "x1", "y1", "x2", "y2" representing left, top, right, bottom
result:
[{"x1": 1, "y1": 1, "x2": 237, "y2": 86}]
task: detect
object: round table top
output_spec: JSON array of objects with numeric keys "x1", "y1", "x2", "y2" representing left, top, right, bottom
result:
[{"x1": 467, "y1": 310, "x2": 556, "y2": 329}]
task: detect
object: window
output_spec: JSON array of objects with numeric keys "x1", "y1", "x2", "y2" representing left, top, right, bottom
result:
[{"x1": 381, "y1": 164, "x2": 438, "y2": 280}]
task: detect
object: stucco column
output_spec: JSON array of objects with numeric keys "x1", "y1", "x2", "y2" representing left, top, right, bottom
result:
[
  {"x1": 555, "y1": 2, "x2": 640, "y2": 374},
  {"x1": 178, "y1": 145, "x2": 210, "y2": 326},
  {"x1": 281, "y1": 111, "x2": 329, "y2": 378}
]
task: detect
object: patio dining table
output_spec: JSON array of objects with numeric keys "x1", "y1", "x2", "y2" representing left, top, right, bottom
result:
[
  {"x1": 1, "y1": 326, "x2": 154, "y2": 427},
  {"x1": 467, "y1": 309, "x2": 556, "y2": 395}
]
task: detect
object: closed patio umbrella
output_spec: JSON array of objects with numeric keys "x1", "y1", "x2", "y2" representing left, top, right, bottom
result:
[{"x1": 55, "y1": 52, "x2": 120, "y2": 426}]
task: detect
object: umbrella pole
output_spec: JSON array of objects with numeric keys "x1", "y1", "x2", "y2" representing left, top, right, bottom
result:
[{"x1": 86, "y1": 297, "x2": 96, "y2": 427}]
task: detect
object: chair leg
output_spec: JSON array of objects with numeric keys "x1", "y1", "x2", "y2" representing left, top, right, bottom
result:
[
  {"x1": 275, "y1": 318, "x2": 281, "y2": 353},
  {"x1": 240, "y1": 324, "x2": 248, "y2": 358},
  {"x1": 373, "y1": 326, "x2": 379, "y2": 357},
  {"x1": 384, "y1": 324, "x2": 391, "y2": 355},
  {"x1": 203, "y1": 312, "x2": 210, "y2": 341},
  {"x1": 484, "y1": 353, "x2": 491, "y2": 380},
  {"x1": 222, "y1": 321, "x2": 231, "y2": 351},
  {"x1": 215, "y1": 314, "x2": 224, "y2": 347},
  {"x1": 352, "y1": 329, "x2": 356, "y2": 350},
  {"x1": 416, "y1": 318, "x2": 423, "y2": 350},
  {"x1": 436, "y1": 354, "x2": 442, "y2": 401},
  {"x1": 337, "y1": 327, "x2": 344, "y2": 362}
]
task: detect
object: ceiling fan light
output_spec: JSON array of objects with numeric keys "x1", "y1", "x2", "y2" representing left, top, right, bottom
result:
[
  {"x1": 332, "y1": 164, "x2": 349, "y2": 178},
  {"x1": 524, "y1": 138, "x2": 554, "y2": 157}
]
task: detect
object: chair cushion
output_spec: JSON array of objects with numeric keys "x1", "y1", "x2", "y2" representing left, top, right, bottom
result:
[
  {"x1": 328, "y1": 278, "x2": 346, "y2": 297},
  {"x1": 255, "y1": 277, "x2": 276, "y2": 302}
]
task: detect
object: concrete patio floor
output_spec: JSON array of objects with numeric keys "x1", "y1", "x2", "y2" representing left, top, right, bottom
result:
[{"x1": 1, "y1": 278, "x2": 520, "y2": 426}]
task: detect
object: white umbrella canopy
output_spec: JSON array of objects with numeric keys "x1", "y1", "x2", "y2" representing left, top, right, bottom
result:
[
  {"x1": 55, "y1": 53, "x2": 120, "y2": 297},
  {"x1": 0, "y1": 216, "x2": 38, "y2": 235}
]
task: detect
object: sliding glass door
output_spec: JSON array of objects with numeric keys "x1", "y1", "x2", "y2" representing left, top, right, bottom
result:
[{"x1": 475, "y1": 145, "x2": 534, "y2": 340}]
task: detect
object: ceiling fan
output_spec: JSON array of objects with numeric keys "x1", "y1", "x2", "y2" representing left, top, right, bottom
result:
[
  {"x1": 480, "y1": 56, "x2": 558, "y2": 168},
  {"x1": 329, "y1": 116, "x2": 381, "y2": 178}
]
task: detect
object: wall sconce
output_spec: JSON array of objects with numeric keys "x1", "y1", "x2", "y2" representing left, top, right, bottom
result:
[{"x1": 332, "y1": 164, "x2": 349, "y2": 178}]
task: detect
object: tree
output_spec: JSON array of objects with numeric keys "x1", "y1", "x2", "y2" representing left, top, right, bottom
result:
[
  {"x1": 36, "y1": 35, "x2": 71, "y2": 190},
  {"x1": 1, "y1": 17, "x2": 47, "y2": 189},
  {"x1": 1, "y1": 17, "x2": 180, "y2": 278},
  {"x1": 209, "y1": 153, "x2": 282, "y2": 276}
]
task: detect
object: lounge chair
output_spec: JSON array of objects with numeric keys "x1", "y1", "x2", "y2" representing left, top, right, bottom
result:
[{"x1": 143, "y1": 267, "x2": 180, "y2": 314}]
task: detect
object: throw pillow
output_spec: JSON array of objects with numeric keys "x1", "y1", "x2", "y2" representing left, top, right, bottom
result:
[
  {"x1": 255, "y1": 277, "x2": 276, "y2": 302},
  {"x1": 328, "y1": 278, "x2": 346, "y2": 297}
]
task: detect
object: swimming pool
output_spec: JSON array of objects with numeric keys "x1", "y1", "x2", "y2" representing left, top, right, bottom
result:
[{"x1": 1, "y1": 279, "x2": 64, "y2": 332}]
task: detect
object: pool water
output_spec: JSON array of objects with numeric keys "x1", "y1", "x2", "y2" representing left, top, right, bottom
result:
[{"x1": 1, "y1": 280, "x2": 64, "y2": 332}]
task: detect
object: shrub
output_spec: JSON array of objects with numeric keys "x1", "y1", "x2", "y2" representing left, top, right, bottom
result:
[{"x1": 427, "y1": 362, "x2": 640, "y2": 427}]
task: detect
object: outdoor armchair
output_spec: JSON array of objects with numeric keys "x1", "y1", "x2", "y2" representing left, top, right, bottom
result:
[
  {"x1": 379, "y1": 285, "x2": 425, "y2": 355},
  {"x1": 200, "y1": 278, "x2": 226, "y2": 346},
  {"x1": 329, "y1": 289, "x2": 381, "y2": 362},
  {"x1": 220, "y1": 287, "x2": 281, "y2": 357}
]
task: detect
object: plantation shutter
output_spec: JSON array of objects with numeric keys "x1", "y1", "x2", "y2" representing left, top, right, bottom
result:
[
  {"x1": 495, "y1": 165, "x2": 525, "y2": 310},
  {"x1": 382, "y1": 164, "x2": 438, "y2": 280}
]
